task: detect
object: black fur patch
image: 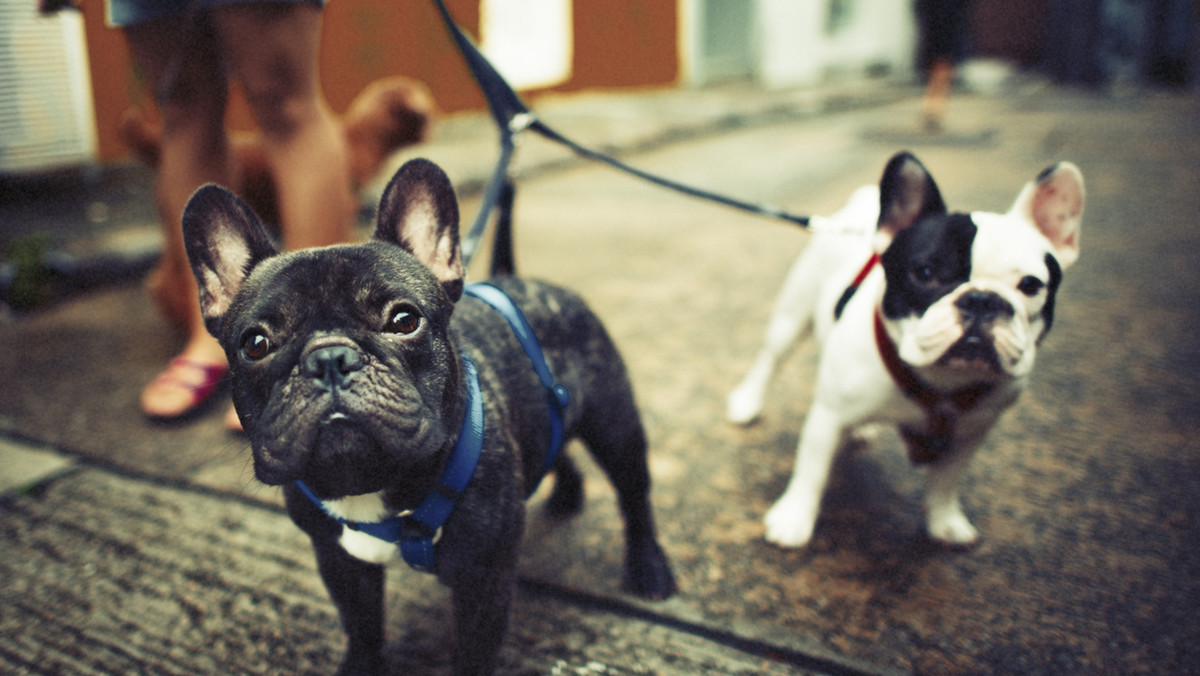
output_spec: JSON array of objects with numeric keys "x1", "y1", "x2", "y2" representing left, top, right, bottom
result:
[{"x1": 880, "y1": 213, "x2": 977, "y2": 320}]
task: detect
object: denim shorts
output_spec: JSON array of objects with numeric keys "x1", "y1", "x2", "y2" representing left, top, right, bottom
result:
[{"x1": 107, "y1": 0, "x2": 323, "y2": 28}]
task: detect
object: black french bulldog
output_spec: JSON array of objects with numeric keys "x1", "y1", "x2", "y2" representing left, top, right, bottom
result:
[{"x1": 182, "y1": 158, "x2": 676, "y2": 675}]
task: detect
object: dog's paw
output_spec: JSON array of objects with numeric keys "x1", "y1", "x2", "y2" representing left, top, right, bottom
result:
[
  {"x1": 725, "y1": 386, "x2": 764, "y2": 426},
  {"x1": 926, "y1": 511, "x2": 979, "y2": 548},
  {"x1": 763, "y1": 496, "x2": 816, "y2": 548},
  {"x1": 622, "y1": 540, "x2": 677, "y2": 600}
]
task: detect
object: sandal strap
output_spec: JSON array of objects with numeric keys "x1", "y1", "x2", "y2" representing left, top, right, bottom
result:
[
  {"x1": 168, "y1": 357, "x2": 228, "y2": 379},
  {"x1": 153, "y1": 358, "x2": 228, "y2": 399}
]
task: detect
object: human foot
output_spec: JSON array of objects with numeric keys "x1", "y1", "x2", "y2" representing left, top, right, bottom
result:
[{"x1": 141, "y1": 354, "x2": 228, "y2": 420}]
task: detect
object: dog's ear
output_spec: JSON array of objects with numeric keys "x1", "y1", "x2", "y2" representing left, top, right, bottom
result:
[
  {"x1": 182, "y1": 184, "x2": 279, "y2": 337},
  {"x1": 375, "y1": 158, "x2": 464, "y2": 302},
  {"x1": 875, "y1": 152, "x2": 947, "y2": 249},
  {"x1": 1009, "y1": 162, "x2": 1084, "y2": 269}
]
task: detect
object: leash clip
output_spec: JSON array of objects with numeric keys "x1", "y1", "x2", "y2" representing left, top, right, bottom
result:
[
  {"x1": 551, "y1": 383, "x2": 570, "y2": 409},
  {"x1": 508, "y1": 112, "x2": 537, "y2": 136}
]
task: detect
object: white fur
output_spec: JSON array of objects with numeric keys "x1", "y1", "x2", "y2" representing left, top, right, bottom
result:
[
  {"x1": 320, "y1": 492, "x2": 403, "y2": 564},
  {"x1": 731, "y1": 166, "x2": 1083, "y2": 549},
  {"x1": 339, "y1": 528, "x2": 401, "y2": 564},
  {"x1": 322, "y1": 491, "x2": 392, "y2": 522}
]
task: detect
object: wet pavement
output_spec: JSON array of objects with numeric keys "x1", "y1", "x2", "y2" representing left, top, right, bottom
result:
[{"x1": 2, "y1": 79, "x2": 1199, "y2": 675}]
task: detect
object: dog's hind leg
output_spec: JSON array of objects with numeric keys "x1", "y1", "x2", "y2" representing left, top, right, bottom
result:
[
  {"x1": 727, "y1": 247, "x2": 824, "y2": 425},
  {"x1": 577, "y1": 387, "x2": 677, "y2": 599},
  {"x1": 544, "y1": 452, "x2": 584, "y2": 517}
]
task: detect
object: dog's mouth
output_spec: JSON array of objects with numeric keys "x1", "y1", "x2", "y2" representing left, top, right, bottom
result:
[
  {"x1": 251, "y1": 411, "x2": 389, "y2": 491},
  {"x1": 302, "y1": 418, "x2": 393, "y2": 493},
  {"x1": 939, "y1": 330, "x2": 1002, "y2": 372},
  {"x1": 250, "y1": 385, "x2": 442, "y2": 495}
]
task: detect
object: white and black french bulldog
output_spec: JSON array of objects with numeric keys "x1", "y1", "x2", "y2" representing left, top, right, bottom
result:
[
  {"x1": 182, "y1": 158, "x2": 676, "y2": 675},
  {"x1": 727, "y1": 151, "x2": 1084, "y2": 549}
]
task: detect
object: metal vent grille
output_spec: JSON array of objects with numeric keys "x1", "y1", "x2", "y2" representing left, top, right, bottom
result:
[{"x1": 0, "y1": 1, "x2": 97, "y2": 173}]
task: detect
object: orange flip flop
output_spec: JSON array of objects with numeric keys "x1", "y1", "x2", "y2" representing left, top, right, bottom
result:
[{"x1": 141, "y1": 357, "x2": 228, "y2": 421}]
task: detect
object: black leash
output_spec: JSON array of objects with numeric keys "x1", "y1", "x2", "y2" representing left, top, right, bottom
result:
[{"x1": 430, "y1": 0, "x2": 811, "y2": 273}]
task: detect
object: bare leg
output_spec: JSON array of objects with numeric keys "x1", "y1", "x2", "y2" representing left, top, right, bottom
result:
[
  {"x1": 133, "y1": 4, "x2": 354, "y2": 422},
  {"x1": 211, "y1": 3, "x2": 354, "y2": 431},
  {"x1": 921, "y1": 57, "x2": 955, "y2": 132},
  {"x1": 213, "y1": 3, "x2": 355, "y2": 251},
  {"x1": 126, "y1": 16, "x2": 233, "y2": 419}
]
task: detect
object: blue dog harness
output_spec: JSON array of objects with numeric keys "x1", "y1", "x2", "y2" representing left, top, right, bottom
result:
[
  {"x1": 295, "y1": 282, "x2": 568, "y2": 572},
  {"x1": 463, "y1": 281, "x2": 571, "y2": 480}
]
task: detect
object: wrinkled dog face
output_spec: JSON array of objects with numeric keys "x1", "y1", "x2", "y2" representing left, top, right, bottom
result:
[
  {"x1": 875, "y1": 154, "x2": 1084, "y2": 383},
  {"x1": 223, "y1": 244, "x2": 457, "y2": 496},
  {"x1": 880, "y1": 213, "x2": 1063, "y2": 380},
  {"x1": 182, "y1": 160, "x2": 467, "y2": 498}
]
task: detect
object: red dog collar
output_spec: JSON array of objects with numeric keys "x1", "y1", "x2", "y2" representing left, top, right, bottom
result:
[{"x1": 873, "y1": 304, "x2": 994, "y2": 464}]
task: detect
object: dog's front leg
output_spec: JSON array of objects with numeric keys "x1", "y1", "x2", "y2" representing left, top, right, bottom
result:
[
  {"x1": 311, "y1": 538, "x2": 387, "y2": 676},
  {"x1": 764, "y1": 403, "x2": 844, "y2": 547},
  {"x1": 449, "y1": 562, "x2": 517, "y2": 676},
  {"x1": 923, "y1": 441, "x2": 983, "y2": 547},
  {"x1": 285, "y1": 486, "x2": 387, "y2": 675}
]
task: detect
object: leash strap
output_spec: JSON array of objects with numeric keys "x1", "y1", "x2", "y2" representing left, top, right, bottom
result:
[
  {"x1": 463, "y1": 282, "x2": 569, "y2": 487},
  {"x1": 429, "y1": 0, "x2": 810, "y2": 270},
  {"x1": 293, "y1": 354, "x2": 485, "y2": 572}
]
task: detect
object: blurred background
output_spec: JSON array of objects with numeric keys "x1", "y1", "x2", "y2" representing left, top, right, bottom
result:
[
  {"x1": 4, "y1": 0, "x2": 1196, "y2": 314},
  {"x1": 4, "y1": 0, "x2": 1194, "y2": 171},
  {"x1": 1, "y1": 3, "x2": 1199, "y2": 673}
]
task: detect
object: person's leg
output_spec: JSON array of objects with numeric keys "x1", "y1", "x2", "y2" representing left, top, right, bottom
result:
[
  {"x1": 921, "y1": 57, "x2": 955, "y2": 132},
  {"x1": 125, "y1": 15, "x2": 234, "y2": 418},
  {"x1": 214, "y1": 2, "x2": 355, "y2": 251}
]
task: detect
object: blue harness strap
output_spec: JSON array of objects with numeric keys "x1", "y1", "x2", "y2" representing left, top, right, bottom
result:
[
  {"x1": 295, "y1": 480, "x2": 406, "y2": 543},
  {"x1": 294, "y1": 283, "x2": 570, "y2": 572},
  {"x1": 294, "y1": 354, "x2": 485, "y2": 572},
  {"x1": 397, "y1": 354, "x2": 485, "y2": 570},
  {"x1": 463, "y1": 282, "x2": 570, "y2": 485}
]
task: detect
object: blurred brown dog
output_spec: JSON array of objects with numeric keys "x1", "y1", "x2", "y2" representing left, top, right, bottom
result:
[{"x1": 121, "y1": 75, "x2": 435, "y2": 225}]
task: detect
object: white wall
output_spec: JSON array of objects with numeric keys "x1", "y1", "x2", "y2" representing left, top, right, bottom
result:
[
  {"x1": 683, "y1": 0, "x2": 918, "y2": 89},
  {"x1": 480, "y1": 0, "x2": 573, "y2": 91}
]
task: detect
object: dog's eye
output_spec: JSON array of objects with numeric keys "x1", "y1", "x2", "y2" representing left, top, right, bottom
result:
[
  {"x1": 241, "y1": 331, "x2": 272, "y2": 361},
  {"x1": 1017, "y1": 276, "x2": 1045, "y2": 297},
  {"x1": 911, "y1": 265, "x2": 936, "y2": 285},
  {"x1": 385, "y1": 306, "x2": 423, "y2": 335}
]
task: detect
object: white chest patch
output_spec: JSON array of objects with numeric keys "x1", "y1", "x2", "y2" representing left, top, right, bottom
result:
[
  {"x1": 340, "y1": 527, "x2": 400, "y2": 564},
  {"x1": 319, "y1": 491, "x2": 403, "y2": 565},
  {"x1": 322, "y1": 491, "x2": 391, "y2": 522}
]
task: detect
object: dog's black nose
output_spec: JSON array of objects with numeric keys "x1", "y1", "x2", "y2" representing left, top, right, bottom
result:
[
  {"x1": 955, "y1": 290, "x2": 1013, "y2": 322},
  {"x1": 304, "y1": 345, "x2": 364, "y2": 389}
]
